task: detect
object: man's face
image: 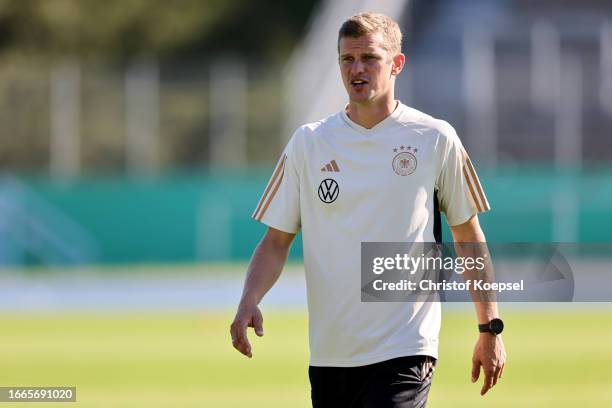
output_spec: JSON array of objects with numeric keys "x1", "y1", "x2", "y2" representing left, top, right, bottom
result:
[{"x1": 338, "y1": 32, "x2": 402, "y2": 104}]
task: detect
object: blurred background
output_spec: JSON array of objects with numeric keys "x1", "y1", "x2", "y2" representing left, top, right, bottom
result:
[{"x1": 1, "y1": 0, "x2": 611, "y2": 407}]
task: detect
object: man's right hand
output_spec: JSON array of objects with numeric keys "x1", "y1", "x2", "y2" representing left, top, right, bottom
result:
[
  {"x1": 229, "y1": 227, "x2": 294, "y2": 358},
  {"x1": 230, "y1": 303, "x2": 264, "y2": 358}
]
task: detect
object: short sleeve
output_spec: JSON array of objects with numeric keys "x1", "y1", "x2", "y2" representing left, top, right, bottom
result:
[
  {"x1": 435, "y1": 127, "x2": 490, "y2": 226},
  {"x1": 251, "y1": 133, "x2": 301, "y2": 233}
]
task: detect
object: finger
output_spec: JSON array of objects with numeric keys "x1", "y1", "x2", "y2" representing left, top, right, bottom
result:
[
  {"x1": 230, "y1": 320, "x2": 252, "y2": 358},
  {"x1": 235, "y1": 334, "x2": 252, "y2": 358},
  {"x1": 252, "y1": 311, "x2": 264, "y2": 337},
  {"x1": 492, "y1": 365, "x2": 502, "y2": 386},
  {"x1": 499, "y1": 364, "x2": 505, "y2": 379},
  {"x1": 230, "y1": 323, "x2": 244, "y2": 353},
  {"x1": 471, "y1": 359, "x2": 481, "y2": 383},
  {"x1": 480, "y1": 368, "x2": 494, "y2": 396}
]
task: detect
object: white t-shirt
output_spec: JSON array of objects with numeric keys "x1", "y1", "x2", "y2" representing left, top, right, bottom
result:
[{"x1": 252, "y1": 102, "x2": 490, "y2": 367}]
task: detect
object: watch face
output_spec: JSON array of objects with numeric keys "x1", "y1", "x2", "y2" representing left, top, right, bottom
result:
[{"x1": 490, "y1": 318, "x2": 504, "y2": 334}]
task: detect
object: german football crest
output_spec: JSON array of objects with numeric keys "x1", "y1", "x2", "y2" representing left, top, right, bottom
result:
[{"x1": 392, "y1": 145, "x2": 418, "y2": 176}]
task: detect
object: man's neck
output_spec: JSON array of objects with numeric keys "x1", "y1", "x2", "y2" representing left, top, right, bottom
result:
[{"x1": 346, "y1": 98, "x2": 398, "y2": 129}]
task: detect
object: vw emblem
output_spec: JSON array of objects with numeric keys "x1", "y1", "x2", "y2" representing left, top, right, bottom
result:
[{"x1": 318, "y1": 178, "x2": 339, "y2": 203}]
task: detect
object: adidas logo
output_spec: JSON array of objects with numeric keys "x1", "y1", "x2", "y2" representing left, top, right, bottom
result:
[{"x1": 320, "y1": 160, "x2": 340, "y2": 172}]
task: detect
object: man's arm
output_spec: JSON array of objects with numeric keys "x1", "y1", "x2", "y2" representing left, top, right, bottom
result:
[
  {"x1": 450, "y1": 215, "x2": 506, "y2": 396},
  {"x1": 229, "y1": 227, "x2": 296, "y2": 358}
]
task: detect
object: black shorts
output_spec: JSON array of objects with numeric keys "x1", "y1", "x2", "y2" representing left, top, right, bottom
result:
[{"x1": 309, "y1": 355, "x2": 436, "y2": 408}]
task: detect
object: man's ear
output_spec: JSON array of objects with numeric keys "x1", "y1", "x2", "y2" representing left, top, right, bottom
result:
[{"x1": 391, "y1": 53, "x2": 406, "y2": 76}]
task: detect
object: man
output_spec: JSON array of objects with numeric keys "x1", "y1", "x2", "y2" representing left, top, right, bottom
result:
[{"x1": 230, "y1": 12, "x2": 506, "y2": 407}]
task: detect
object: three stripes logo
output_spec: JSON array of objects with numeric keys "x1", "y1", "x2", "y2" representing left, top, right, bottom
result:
[
  {"x1": 252, "y1": 154, "x2": 287, "y2": 221},
  {"x1": 318, "y1": 179, "x2": 339, "y2": 203},
  {"x1": 320, "y1": 160, "x2": 340, "y2": 172},
  {"x1": 461, "y1": 149, "x2": 490, "y2": 213}
]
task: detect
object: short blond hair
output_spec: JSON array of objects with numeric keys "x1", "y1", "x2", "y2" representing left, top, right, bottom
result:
[{"x1": 338, "y1": 12, "x2": 403, "y2": 55}]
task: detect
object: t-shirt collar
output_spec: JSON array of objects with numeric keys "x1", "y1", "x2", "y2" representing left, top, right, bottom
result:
[{"x1": 341, "y1": 100, "x2": 404, "y2": 134}]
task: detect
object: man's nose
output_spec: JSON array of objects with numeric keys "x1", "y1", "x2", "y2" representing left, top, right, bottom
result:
[{"x1": 350, "y1": 60, "x2": 365, "y2": 75}]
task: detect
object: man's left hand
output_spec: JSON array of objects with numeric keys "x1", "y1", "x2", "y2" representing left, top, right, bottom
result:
[{"x1": 471, "y1": 333, "x2": 506, "y2": 396}]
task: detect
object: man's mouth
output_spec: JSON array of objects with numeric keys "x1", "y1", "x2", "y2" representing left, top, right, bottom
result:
[{"x1": 351, "y1": 79, "x2": 369, "y2": 89}]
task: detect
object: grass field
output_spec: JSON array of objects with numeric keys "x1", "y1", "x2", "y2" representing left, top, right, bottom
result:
[{"x1": 1, "y1": 308, "x2": 611, "y2": 407}]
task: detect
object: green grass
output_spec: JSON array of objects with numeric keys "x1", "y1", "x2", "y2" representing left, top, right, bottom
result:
[{"x1": 1, "y1": 309, "x2": 611, "y2": 407}]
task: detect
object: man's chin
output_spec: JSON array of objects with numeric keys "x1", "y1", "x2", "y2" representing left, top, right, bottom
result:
[{"x1": 348, "y1": 93, "x2": 373, "y2": 104}]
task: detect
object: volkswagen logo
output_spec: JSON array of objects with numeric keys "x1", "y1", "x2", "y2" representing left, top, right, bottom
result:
[{"x1": 318, "y1": 178, "x2": 339, "y2": 203}]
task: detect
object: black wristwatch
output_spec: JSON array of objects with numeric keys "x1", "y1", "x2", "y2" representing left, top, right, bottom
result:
[{"x1": 478, "y1": 318, "x2": 504, "y2": 335}]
